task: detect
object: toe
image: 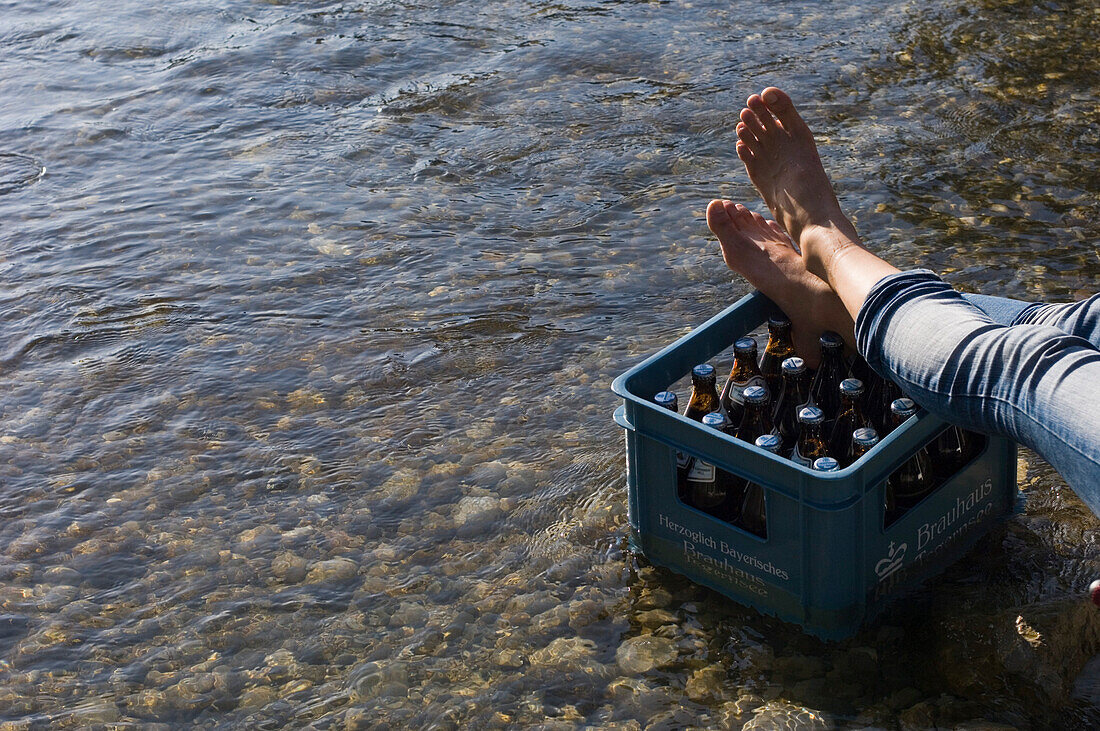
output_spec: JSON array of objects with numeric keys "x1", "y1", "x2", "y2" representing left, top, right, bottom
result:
[
  {"x1": 761, "y1": 87, "x2": 812, "y2": 139},
  {"x1": 736, "y1": 122, "x2": 761, "y2": 154},
  {"x1": 706, "y1": 198, "x2": 735, "y2": 236},
  {"x1": 736, "y1": 141, "x2": 753, "y2": 163},
  {"x1": 729, "y1": 202, "x2": 754, "y2": 224},
  {"x1": 746, "y1": 95, "x2": 778, "y2": 134},
  {"x1": 739, "y1": 108, "x2": 767, "y2": 140}
]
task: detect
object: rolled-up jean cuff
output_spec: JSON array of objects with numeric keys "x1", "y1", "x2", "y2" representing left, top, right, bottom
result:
[{"x1": 854, "y1": 269, "x2": 944, "y2": 367}]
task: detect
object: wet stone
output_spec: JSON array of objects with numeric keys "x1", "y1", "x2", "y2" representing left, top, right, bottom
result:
[
  {"x1": 452, "y1": 495, "x2": 502, "y2": 529},
  {"x1": 635, "y1": 609, "x2": 678, "y2": 629},
  {"x1": 898, "y1": 700, "x2": 937, "y2": 731},
  {"x1": 64, "y1": 702, "x2": 121, "y2": 725},
  {"x1": 616, "y1": 635, "x2": 678, "y2": 675},
  {"x1": 886, "y1": 687, "x2": 924, "y2": 712},
  {"x1": 238, "y1": 686, "x2": 279, "y2": 709},
  {"x1": 742, "y1": 701, "x2": 832, "y2": 730},
  {"x1": 305, "y1": 558, "x2": 358, "y2": 584},
  {"x1": 634, "y1": 587, "x2": 673, "y2": 610},
  {"x1": 685, "y1": 665, "x2": 726, "y2": 702},
  {"x1": 0, "y1": 564, "x2": 34, "y2": 583},
  {"x1": 379, "y1": 470, "x2": 420, "y2": 502},
  {"x1": 531, "y1": 604, "x2": 569, "y2": 634},
  {"x1": 42, "y1": 567, "x2": 82, "y2": 586},
  {"x1": 349, "y1": 660, "x2": 409, "y2": 702},
  {"x1": 774, "y1": 654, "x2": 826, "y2": 682},
  {"x1": 528, "y1": 637, "x2": 598, "y2": 668},
  {"x1": 566, "y1": 598, "x2": 604, "y2": 630},
  {"x1": 495, "y1": 647, "x2": 526, "y2": 668},
  {"x1": 271, "y1": 552, "x2": 308, "y2": 583},
  {"x1": 388, "y1": 601, "x2": 428, "y2": 628}
]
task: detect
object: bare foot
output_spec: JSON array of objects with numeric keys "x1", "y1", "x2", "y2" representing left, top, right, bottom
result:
[
  {"x1": 736, "y1": 87, "x2": 863, "y2": 282},
  {"x1": 706, "y1": 199, "x2": 854, "y2": 367}
]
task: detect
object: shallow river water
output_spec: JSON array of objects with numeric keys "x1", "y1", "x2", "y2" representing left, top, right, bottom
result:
[{"x1": 0, "y1": 0, "x2": 1098, "y2": 728}]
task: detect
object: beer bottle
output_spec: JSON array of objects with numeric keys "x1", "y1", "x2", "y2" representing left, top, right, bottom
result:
[
  {"x1": 760, "y1": 315, "x2": 796, "y2": 396},
  {"x1": 654, "y1": 391, "x2": 690, "y2": 488},
  {"x1": 930, "y1": 425, "x2": 976, "y2": 481},
  {"x1": 828, "y1": 378, "x2": 872, "y2": 466},
  {"x1": 720, "y1": 337, "x2": 766, "y2": 427},
  {"x1": 884, "y1": 398, "x2": 935, "y2": 525},
  {"x1": 734, "y1": 385, "x2": 774, "y2": 445},
  {"x1": 791, "y1": 405, "x2": 829, "y2": 468},
  {"x1": 683, "y1": 364, "x2": 720, "y2": 421},
  {"x1": 850, "y1": 357, "x2": 884, "y2": 432},
  {"x1": 741, "y1": 433, "x2": 779, "y2": 538},
  {"x1": 850, "y1": 426, "x2": 879, "y2": 465},
  {"x1": 772, "y1": 356, "x2": 812, "y2": 453},
  {"x1": 685, "y1": 411, "x2": 740, "y2": 521},
  {"x1": 876, "y1": 377, "x2": 903, "y2": 436},
  {"x1": 809, "y1": 331, "x2": 846, "y2": 424},
  {"x1": 812, "y1": 456, "x2": 840, "y2": 472}
]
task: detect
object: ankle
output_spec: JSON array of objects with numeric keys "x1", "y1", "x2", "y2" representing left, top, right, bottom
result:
[{"x1": 799, "y1": 222, "x2": 860, "y2": 282}]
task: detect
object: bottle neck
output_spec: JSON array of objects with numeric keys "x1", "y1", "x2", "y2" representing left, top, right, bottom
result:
[{"x1": 799, "y1": 422, "x2": 822, "y2": 442}]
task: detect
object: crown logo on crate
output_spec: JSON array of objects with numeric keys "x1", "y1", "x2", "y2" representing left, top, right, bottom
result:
[{"x1": 874, "y1": 541, "x2": 907, "y2": 580}]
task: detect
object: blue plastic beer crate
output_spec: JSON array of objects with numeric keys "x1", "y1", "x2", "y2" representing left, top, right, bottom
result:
[{"x1": 611, "y1": 291, "x2": 1019, "y2": 640}]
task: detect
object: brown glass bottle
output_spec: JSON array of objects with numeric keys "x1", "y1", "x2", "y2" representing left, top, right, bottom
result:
[
  {"x1": 687, "y1": 411, "x2": 743, "y2": 522},
  {"x1": 772, "y1": 356, "x2": 811, "y2": 454},
  {"x1": 850, "y1": 357, "x2": 884, "y2": 432},
  {"x1": 809, "y1": 331, "x2": 846, "y2": 425},
  {"x1": 849, "y1": 426, "x2": 879, "y2": 465},
  {"x1": 741, "y1": 433, "x2": 780, "y2": 538},
  {"x1": 734, "y1": 385, "x2": 774, "y2": 445},
  {"x1": 884, "y1": 398, "x2": 935, "y2": 526},
  {"x1": 876, "y1": 377, "x2": 903, "y2": 436},
  {"x1": 930, "y1": 425, "x2": 978, "y2": 481},
  {"x1": 760, "y1": 315, "x2": 796, "y2": 396},
  {"x1": 790, "y1": 405, "x2": 829, "y2": 468},
  {"x1": 654, "y1": 391, "x2": 690, "y2": 487},
  {"x1": 720, "y1": 337, "x2": 766, "y2": 427},
  {"x1": 684, "y1": 364, "x2": 720, "y2": 421},
  {"x1": 828, "y1": 378, "x2": 872, "y2": 466}
]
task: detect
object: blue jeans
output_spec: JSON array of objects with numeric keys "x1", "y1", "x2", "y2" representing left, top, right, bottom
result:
[{"x1": 855, "y1": 270, "x2": 1100, "y2": 517}]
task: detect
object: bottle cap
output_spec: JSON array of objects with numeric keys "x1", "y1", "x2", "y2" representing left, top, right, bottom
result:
[
  {"x1": 840, "y1": 378, "x2": 864, "y2": 397},
  {"x1": 781, "y1": 357, "x2": 806, "y2": 375},
  {"x1": 654, "y1": 391, "x2": 678, "y2": 410},
  {"x1": 768, "y1": 314, "x2": 791, "y2": 329},
  {"x1": 797, "y1": 405, "x2": 824, "y2": 425},
  {"x1": 743, "y1": 385, "x2": 769, "y2": 404},
  {"x1": 692, "y1": 363, "x2": 715, "y2": 380},
  {"x1": 820, "y1": 331, "x2": 844, "y2": 350},
  {"x1": 734, "y1": 337, "x2": 757, "y2": 354},
  {"x1": 852, "y1": 427, "x2": 879, "y2": 448},
  {"x1": 755, "y1": 433, "x2": 782, "y2": 453},
  {"x1": 891, "y1": 397, "x2": 918, "y2": 418},
  {"x1": 813, "y1": 457, "x2": 840, "y2": 472},
  {"x1": 701, "y1": 411, "x2": 729, "y2": 430}
]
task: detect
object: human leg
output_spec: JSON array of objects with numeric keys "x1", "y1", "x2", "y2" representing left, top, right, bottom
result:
[
  {"x1": 1013, "y1": 295, "x2": 1100, "y2": 347},
  {"x1": 726, "y1": 86, "x2": 1100, "y2": 511},
  {"x1": 959, "y1": 294, "x2": 1037, "y2": 327},
  {"x1": 857, "y1": 271, "x2": 1100, "y2": 513},
  {"x1": 961, "y1": 293, "x2": 1100, "y2": 347}
]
